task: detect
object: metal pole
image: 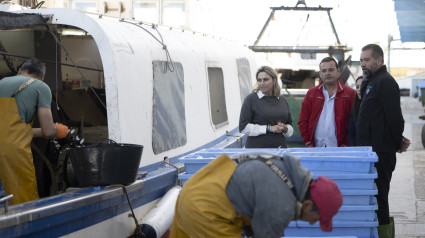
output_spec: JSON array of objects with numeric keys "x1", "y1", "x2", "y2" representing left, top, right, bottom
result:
[
  {"x1": 327, "y1": 10, "x2": 341, "y2": 45},
  {"x1": 253, "y1": 9, "x2": 275, "y2": 46},
  {"x1": 271, "y1": 6, "x2": 333, "y2": 11},
  {"x1": 388, "y1": 34, "x2": 393, "y2": 73}
]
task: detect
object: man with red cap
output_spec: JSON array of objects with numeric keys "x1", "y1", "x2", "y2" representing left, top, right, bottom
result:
[{"x1": 170, "y1": 152, "x2": 343, "y2": 237}]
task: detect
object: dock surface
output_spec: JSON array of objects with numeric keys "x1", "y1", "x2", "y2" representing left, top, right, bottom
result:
[{"x1": 390, "y1": 97, "x2": 425, "y2": 237}]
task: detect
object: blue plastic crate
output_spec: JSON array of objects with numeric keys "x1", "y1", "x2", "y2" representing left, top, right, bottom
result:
[
  {"x1": 179, "y1": 170, "x2": 377, "y2": 191},
  {"x1": 285, "y1": 217, "x2": 378, "y2": 238},
  {"x1": 179, "y1": 171, "x2": 377, "y2": 221},
  {"x1": 284, "y1": 237, "x2": 358, "y2": 238},
  {"x1": 313, "y1": 168, "x2": 377, "y2": 190},
  {"x1": 183, "y1": 147, "x2": 375, "y2": 159},
  {"x1": 287, "y1": 147, "x2": 373, "y2": 152},
  {"x1": 341, "y1": 185, "x2": 378, "y2": 205},
  {"x1": 297, "y1": 156, "x2": 377, "y2": 174},
  {"x1": 334, "y1": 199, "x2": 378, "y2": 222},
  {"x1": 178, "y1": 172, "x2": 192, "y2": 185},
  {"x1": 180, "y1": 153, "x2": 377, "y2": 174},
  {"x1": 179, "y1": 173, "x2": 377, "y2": 206}
]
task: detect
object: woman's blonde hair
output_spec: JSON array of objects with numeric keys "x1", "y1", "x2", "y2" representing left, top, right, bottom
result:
[{"x1": 252, "y1": 66, "x2": 281, "y2": 97}]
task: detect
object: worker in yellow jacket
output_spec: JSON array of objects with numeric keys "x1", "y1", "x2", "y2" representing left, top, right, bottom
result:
[
  {"x1": 170, "y1": 152, "x2": 343, "y2": 237},
  {"x1": 0, "y1": 58, "x2": 68, "y2": 205}
]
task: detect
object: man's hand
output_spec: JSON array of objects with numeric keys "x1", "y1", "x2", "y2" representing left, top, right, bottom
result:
[
  {"x1": 397, "y1": 137, "x2": 410, "y2": 153},
  {"x1": 56, "y1": 123, "x2": 69, "y2": 139}
]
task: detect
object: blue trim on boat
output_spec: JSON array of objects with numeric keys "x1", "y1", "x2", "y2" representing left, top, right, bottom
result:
[
  {"x1": 0, "y1": 128, "x2": 244, "y2": 237},
  {"x1": 139, "y1": 127, "x2": 243, "y2": 172},
  {"x1": 0, "y1": 167, "x2": 177, "y2": 237}
]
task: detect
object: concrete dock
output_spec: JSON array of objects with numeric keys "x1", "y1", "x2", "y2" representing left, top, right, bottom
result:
[{"x1": 390, "y1": 97, "x2": 425, "y2": 237}]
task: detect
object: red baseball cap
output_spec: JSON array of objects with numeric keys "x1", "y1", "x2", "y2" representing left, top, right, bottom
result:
[{"x1": 310, "y1": 176, "x2": 343, "y2": 232}]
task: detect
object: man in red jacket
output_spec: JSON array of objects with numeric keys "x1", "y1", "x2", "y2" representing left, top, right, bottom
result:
[{"x1": 298, "y1": 57, "x2": 355, "y2": 147}]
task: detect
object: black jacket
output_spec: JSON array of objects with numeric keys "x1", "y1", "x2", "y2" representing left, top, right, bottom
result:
[{"x1": 356, "y1": 65, "x2": 404, "y2": 153}]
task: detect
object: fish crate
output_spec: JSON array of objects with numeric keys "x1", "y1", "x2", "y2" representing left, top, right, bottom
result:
[
  {"x1": 179, "y1": 171, "x2": 377, "y2": 221},
  {"x1": 313, "y1": 168, "x2": 377, "y2": 190},
  {"x1": 340, "y1": 185, "x2": 378, "y2": 206},
  {"x1": 178, "y1": 172, "x2": 192, "y2": 186},
  {"x1": 179, "y1": 171, "x2": 377, "y2": 191},
  {"x1": 178, "y1": 173, "x2": 377, "y2": 206},
  {"x1": 283, "y1": 237, "x2": 358, "y2": 238},
  {"x1": 297, "y1": 156, "x2": 377, "y2": 174},
  {"x1": 179, "y1": 147, "x2": 377, "y2": 174},
  {"x1": 334, "y1": 198, "x2": 378, "y2": 222},
  {"x1": 286, "y1": 147, "x2": 373, "y2": 152},
  {"x1": 285, "y1": 217, "x2": 378, "y2": 238}
]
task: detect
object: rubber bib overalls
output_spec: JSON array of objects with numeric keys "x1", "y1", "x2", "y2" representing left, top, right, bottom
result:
[
  {"x1": 170, "y1": 154, "x2": 251, "y2": 238},
  {"x1": 0, "y1": 79, "x2": 39, "y2": 205}
]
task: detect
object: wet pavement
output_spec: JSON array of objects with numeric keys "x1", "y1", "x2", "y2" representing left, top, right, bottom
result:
[{"x1": 389, "y1": 97, "x2": 425, "y2": 237}]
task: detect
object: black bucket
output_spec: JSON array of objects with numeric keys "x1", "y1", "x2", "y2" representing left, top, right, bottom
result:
[{"x1": 69, "y1": 139, "x2": 143, "y2": 187}]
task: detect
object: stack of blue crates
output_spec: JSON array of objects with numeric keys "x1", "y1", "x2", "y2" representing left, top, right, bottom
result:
[{"x1": 178, "y1": 147, "x2": 378, "y2": 238}]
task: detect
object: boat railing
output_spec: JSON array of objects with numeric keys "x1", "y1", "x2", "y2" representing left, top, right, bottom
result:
[{"x1": 0, "y1": 194, "x2": 13, "y2": 213}]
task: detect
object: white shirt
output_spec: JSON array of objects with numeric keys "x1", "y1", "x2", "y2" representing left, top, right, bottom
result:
[{"x1": 314, "y1": 86, "x2": 338, "y2": 147}]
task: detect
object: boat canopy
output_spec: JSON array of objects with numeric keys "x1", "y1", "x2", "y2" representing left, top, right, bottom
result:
[{"x1": 0, "y1": 11, "x2": 47, "y2": 30}]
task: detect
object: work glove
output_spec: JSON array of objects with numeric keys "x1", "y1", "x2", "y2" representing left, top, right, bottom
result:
[{"x1": 56, "y1": 123, "x2": 69, "y2": 139}]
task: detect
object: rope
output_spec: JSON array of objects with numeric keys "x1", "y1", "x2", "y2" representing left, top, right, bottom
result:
[
  {"x1": 45, "y1": 24, "x2": 107, "y2": 110},
  {"x1": 111, "y1": 184, "x2": 146, "y2": 237},
  {"x1": 120, "y1": 19, "x2": 175, "y2": 73},
  {"x1": 54, "y1": 26, "x2": 60, "y2": 112},
  {"x1": 0, "y1": 40, "x2": 16, "y2": 73}
]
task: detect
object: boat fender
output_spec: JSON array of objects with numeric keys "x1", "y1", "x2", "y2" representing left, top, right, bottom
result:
[{"x1": 139, "y1": 186, "x2": 181, "y2": 238}]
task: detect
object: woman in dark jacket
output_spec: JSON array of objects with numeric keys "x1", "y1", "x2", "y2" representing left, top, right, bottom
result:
[
  {"x1": 348, "y1": 76, "x2": 364, "y2": 146},
  {"x1": 239, "y1": 66, "x2": 293, "y2": 148}
]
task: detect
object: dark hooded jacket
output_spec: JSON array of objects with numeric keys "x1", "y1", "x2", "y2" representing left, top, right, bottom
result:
[{"x1": 356, "y1": 65, "x2": 404, "y2": 152}]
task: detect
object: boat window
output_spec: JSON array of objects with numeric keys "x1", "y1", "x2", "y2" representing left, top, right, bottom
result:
[
  {"x1": 152, "y1": 61, "x2": 187, "y2": 154},
  {"x1": 207, "y1": 67, "x2": 228, "y2": 129},
  {"x1": 72, "y1": 1, "x2": 97, "y2": 13},
  {"x1": 132, "y1": 0, "x2": 186, "y2": 28},
  {"x1": 163, "y1": 1, "x2": 186, "y2": 28},
  {"x1": 301, "y1": 53, "x2": 317, "y2": 60},
  {"x1": 133, "y1": 1, "x2": 159, "y2": 24},
  {"x1": 237, "y1": 58, "x2": 253, "y2": 102}
]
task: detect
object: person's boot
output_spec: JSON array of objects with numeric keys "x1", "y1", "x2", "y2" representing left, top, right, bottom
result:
[
  {"x1": 390, "y1": 217, "x2": 395, "y2": 238},
  {"x1": 377, "y1": 223, "x2": 392, "y2": 238}
]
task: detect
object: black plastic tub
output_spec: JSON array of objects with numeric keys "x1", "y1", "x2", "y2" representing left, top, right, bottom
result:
[{"x1": 69, "y1": 139, "x2": 143, "y2": 187}]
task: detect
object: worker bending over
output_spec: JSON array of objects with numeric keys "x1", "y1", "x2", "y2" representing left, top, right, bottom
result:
[{"x1": 170, "y1": 152, "x2": 342, "y2": 237}]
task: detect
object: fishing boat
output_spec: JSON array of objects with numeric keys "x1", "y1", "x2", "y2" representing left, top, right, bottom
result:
[{"x1": 0, "y1": 5, "x2": 262, "y2": 237}]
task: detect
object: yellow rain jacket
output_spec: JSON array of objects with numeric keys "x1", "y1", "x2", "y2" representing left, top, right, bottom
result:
[
  {"x1": 0, "y1": 81, "x2": 39, "y2": 205},
  {"x1": 170, "y1": 154, "x2": 250, "y2": 238}
]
